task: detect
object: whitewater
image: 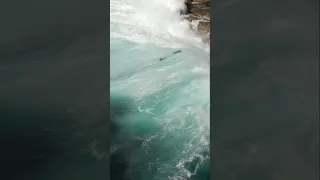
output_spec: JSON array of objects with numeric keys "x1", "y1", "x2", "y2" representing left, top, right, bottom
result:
[{"x1": 110, "y1": 0, "x2": 210, "y2": 179}]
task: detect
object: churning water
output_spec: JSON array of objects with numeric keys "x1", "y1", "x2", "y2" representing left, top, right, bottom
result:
[{"x1": 110, "y1": 0, "x2": 210, "y2": 179}]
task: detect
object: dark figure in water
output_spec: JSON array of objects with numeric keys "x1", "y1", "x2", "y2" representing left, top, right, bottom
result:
[
  {"x1": 159, "y1": 50, "x2": 181, "y2": 61},
  {"x1": 159, "y1": 57, "x2": 167, "y2": 61},
  {"x1": 173, "y1": 50, "x2": 181, "y2": 54}
]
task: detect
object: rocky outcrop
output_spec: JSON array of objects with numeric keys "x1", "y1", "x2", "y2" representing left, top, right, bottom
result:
[{"x1": 184, "y1": 0, "x2": 210, "y2": 42}]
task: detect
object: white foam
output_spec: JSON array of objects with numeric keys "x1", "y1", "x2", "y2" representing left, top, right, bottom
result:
[{"x1": 110, "y1": 0, "x2": 209, "y2": 51}]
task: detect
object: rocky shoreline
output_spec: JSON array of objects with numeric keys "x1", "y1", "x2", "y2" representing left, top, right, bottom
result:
[{"x1": 184, "y1": 0, "x2": 210, "y2": 42}]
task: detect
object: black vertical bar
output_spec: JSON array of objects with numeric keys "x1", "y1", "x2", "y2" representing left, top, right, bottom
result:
[
  {"x1": 0, "y1": 0, "x2": 110, "y2": 179},
  {"x1": 211, "y1": 0, "x2": 319, "y2": 179}
]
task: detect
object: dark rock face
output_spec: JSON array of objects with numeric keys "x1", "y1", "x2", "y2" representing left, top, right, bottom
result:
[{"x1": 184, "y1": 0, "x2": 210, "y2": 41}]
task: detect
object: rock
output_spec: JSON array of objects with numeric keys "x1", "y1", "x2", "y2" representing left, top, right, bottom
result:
[
  {"x1": 197, "y1": 21, "x2": 210, "y2": 42},
  {"x1": 187, "y1": 15, "x2": 199, "y2": 22},
  {"x1": 202, "y1": 32, "x2": 210, "y2": 43},
  {"x1": 188, "y1": 7, "x2": 210, "y2": 19},
  {"x1": 192, "y1": 0, "x2": 210, "y2": 2},
  {"x1": 184, "y1": 0, "x2": 210, "y2": 42},
  {"x1": 185, "y1": 0, "x2": 210, "y2": 6},
  {"x1": 185, "y1": 0, "x2": 210, "y2": 3},
  {"x1": 198, "y1": 21, "x2": 210, "y2": 33}
]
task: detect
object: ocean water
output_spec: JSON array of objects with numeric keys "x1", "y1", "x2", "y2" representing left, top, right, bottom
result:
[{"x1": 110, "y1": 0, "x2": 210, "y2": 179}]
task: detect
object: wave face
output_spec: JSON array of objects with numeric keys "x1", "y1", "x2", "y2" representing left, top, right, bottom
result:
[{"x1": 110, "y1": 0, "x2": 210, "y2": 179}]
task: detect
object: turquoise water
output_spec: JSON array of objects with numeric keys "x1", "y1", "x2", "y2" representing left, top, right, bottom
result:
[{"x1": 110, "y1": 0, "x2": 210, "y2": 179}]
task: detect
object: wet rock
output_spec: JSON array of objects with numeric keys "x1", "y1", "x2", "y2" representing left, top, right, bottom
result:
[
  {"x1": 198, "y1": 21, "x2": 210, "y2": 32},
  {"x1": 184, "y1": 0, "x2": 210, "y2": 42},
  {"x1": 185, "y1": 0, "x2": 210, "y2": 3},
  {"x1": 188, "y1": 7, "x2": 210, "y2": 18},
  {"x1": 197, "y1": 21, "x2": 210, "y2": 37},
  {"x1": 187, "y1": 14, "x2": 199, "y2": 22}
]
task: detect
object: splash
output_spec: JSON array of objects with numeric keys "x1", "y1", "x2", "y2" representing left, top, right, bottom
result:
[{"x1": 110, "y1": 0, "x2": 210, "y2": 179}]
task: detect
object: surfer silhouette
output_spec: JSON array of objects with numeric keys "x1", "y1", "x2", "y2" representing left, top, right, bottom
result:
[
  {"x1": 173, "y1": 50, "x2": 181, "y2": 54},
  {"x1": 159, "y1": 50, "x2": 182, "y2": 61}
]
